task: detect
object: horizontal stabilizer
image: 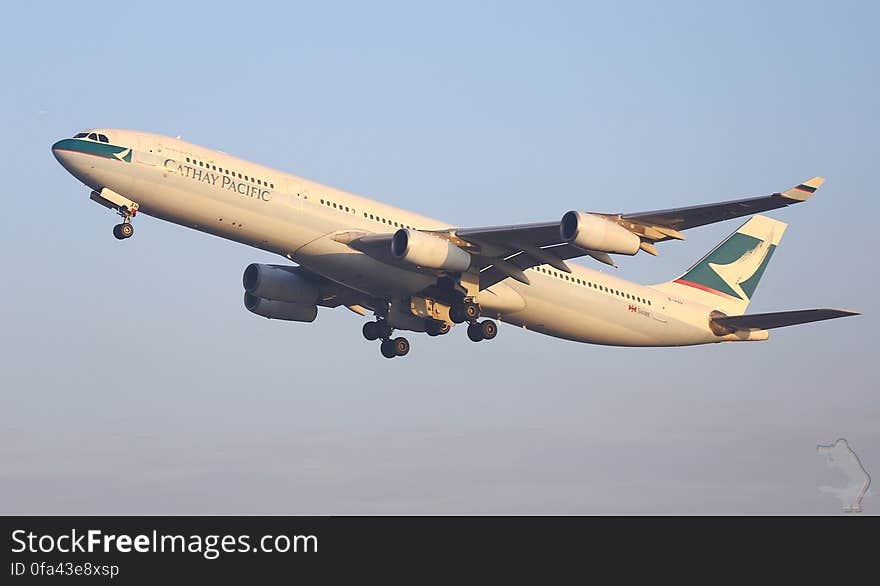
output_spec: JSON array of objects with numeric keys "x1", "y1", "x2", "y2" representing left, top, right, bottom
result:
[{"x1": 712, "y1": 308, "x2": 858, "y2": 332}]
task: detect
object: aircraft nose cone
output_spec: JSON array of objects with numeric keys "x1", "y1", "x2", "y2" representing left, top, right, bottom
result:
[{"x1": 51, "y1": 139, "x2": 70, "y2": 166}]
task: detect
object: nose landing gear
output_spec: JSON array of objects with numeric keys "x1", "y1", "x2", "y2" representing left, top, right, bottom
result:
[
  {"x1": 112, "y1": 206, "x2": 136, "y2": 240},
  {"x1": 113, "y1": 221, "x2": 134, "y2": 240}
]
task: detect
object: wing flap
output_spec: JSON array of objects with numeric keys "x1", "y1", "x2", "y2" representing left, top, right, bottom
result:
[{"x1": 712, "y1": 308, "x2": 858, "y2": 331}]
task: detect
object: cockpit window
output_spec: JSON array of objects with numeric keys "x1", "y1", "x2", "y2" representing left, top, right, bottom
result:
[
  {"x1": 98, "y1": 134, "x2": 109, "y2": 143},
  {"x1": 88, "y1": 133, "x2": 98, "y2": 141},
  {"x1": 73, "y1": 132, "x2": 88, "y2": 138}
]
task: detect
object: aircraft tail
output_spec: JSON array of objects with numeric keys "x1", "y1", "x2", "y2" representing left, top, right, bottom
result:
[{"x1": 651, "y1": 215, "x2": 786, "y2": 315}]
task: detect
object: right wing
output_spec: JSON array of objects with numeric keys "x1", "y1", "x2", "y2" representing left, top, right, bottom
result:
[{"x1": 711, "y1": 308, "x2": 858, "y2": 332}]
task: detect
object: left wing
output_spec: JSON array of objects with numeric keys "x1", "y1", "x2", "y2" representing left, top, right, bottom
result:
[
  {"x1": 345, "y1": 177, "x2": 824, "y2": 290},
  {"x1": 618, "y1": 177, "x2": 825, "y2": 239},
  {"x1": 444, "y1": 177, "x2": 825, "y2": 288}
]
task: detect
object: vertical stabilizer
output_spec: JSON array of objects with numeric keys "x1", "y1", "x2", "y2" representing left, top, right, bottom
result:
[{"x1": 650, "y1": 215, "x2": 786, "y2": 315}]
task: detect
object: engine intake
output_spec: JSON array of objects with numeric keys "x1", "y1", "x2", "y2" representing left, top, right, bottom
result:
[
  {"x1": 560, "y1": 211, "x2": 640, "y2": 255},
  {"x1": 391, "y1": 229, "x2": 471, "y2": 272},
  {"x1": 243, "y1": 263, "x2": 319, "y2": 305},
  {"x1": 244, "y1": 292, "x2": 317, "y2": 322}
]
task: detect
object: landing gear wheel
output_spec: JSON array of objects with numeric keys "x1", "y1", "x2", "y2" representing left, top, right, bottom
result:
[
  {"x1": 362, "y1": 321, "x2": 381, "y2": 341},
  {"x1": 467, "y1": 322, "x2": 484, "y2": 342},
  {"x1": 113, "y1": 224, "x2": 131, "y2": 239},
  {"x1": 449, "y1": 305, "x2": 466, "y2": 324},
  {"x1": 377, "y1": 319, "x2": 393, "y2": 340},
  {"x1": 380, "y1": 340, "x2": 397, "y2": 358},
  {"x1": 426, "y1": 320, "x2": 451, "y2": 337},
  {"x1": 392, "y1": 337, "x2": 410, "y2": 357},
  {"x1": 113, "y1": 223, "x2": 134, "y2": 240},
  {"x1": 480, "y1": 319, "x2": 498, "y2": 340},
  {"x1": 463, "y1": 301, "x2": 480, "y2": 321}
]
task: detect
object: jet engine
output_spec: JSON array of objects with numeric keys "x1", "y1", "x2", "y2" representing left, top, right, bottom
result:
[
  {"x1": 244, "y1": 292, "x2": 317, "y2": 322},
  {"x1": 243, "y1": 263, "x2": 320, "y2": 305},
  {"x1": 391, "y1": 229, "x2": 471, "y2": 272},
  {"x1": 559, "y1": 211, "x2": 641, "y2": 255}
]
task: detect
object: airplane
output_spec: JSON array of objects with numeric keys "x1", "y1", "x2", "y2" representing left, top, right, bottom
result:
[{"x1": 51, "y1": 129, "x2": 857, "y2": 359}]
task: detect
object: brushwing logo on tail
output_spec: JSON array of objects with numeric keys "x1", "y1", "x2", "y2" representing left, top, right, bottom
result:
[{"x1": 674, "y1": 232, "x2": 777, "y2": 300}]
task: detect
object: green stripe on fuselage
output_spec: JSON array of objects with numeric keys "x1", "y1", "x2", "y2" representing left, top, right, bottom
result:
[{"x1": 52, "y1": 138, "x2": 131, "y2": 162}]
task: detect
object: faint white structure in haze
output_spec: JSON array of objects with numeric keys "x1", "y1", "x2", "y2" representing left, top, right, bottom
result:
[{"x1": 817, "y1": 438, "x2": 871, "y2": 513}]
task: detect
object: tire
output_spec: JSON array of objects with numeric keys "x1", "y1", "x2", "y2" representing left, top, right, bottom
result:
[
  {"x1": 380, "y1": 340, "x2": 397, "y2": 358},
  {"x1": 449, "y1": 305, "x2": 466, "y2": 324},
  {"x1": 378, "y1": 319, "x2": 393, "y2": 339},
  {"x1": 464, "y1": 301, "x2": 480, "y2": 321},
  {"x1": 467, "y1": 322, "x2": 484, "y2": 342},
  {"x1": 393, "y1": 337, "x2": 410, "y2": 357},
  {"x1": 112, "y1": 224, "x2": 125, "y2": 240},
  {"x1": 426, "y1": 320, "x2": 450, "y2": 337},
  {"x1": 362, "y1": 321, "x2": 380, "y2": 341},
  {"x1": 480, "y1": 319, "x2": 498, "y2": 340},
  {"x1": 119, "y1": 223, "x2": 134, "y2": 238}
]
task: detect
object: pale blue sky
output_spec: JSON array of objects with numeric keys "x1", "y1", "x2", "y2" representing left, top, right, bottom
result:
[{"x1": 1, "y1": 0, "x2": 876, "y2": 513}]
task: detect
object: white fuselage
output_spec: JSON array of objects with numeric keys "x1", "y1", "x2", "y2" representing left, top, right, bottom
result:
[{"x1": 52, "y1": 129, "x2": 737, "y2": 347}]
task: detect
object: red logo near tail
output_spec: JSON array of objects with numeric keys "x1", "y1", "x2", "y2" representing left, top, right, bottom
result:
[{"x1": 628, "y1": 305, "x2": 638, "y2": 312}]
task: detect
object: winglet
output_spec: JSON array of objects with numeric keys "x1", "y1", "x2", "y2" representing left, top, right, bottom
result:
[{"x1": 782, "y1": 176, "x2": 825, "y2": 202}]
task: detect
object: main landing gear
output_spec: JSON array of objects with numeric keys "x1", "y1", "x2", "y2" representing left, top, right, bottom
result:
[
  {"x1": 112, "y1": 206, "x2": 136, "y2": 240},
  {"x1": 449, "y1": 299, "x2": 480, "y2": 324},
  {"x1": 451, "y1": 299, "x2": 498, "y2": 343},
  {"x1": 425, "y1": 320, "x2": 451, "y2": 337},
  {"x1": 380, "y1": 337, "x2": 410, "y2": 359},
  {"x1": 362, "y1": 298, "x2": 498, "y2": 358},
  {"x1": 363, "y1": 319, "x2": 410, "y2": 359},
  {"x1": 467, "y1": 319, "x2": 498, "y2": 342}
]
